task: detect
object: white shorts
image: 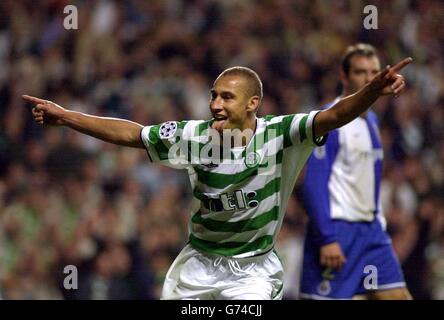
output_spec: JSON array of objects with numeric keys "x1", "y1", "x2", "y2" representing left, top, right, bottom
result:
[{"x1": 161, "y1": 244, "x2": 284, "y2": 300}]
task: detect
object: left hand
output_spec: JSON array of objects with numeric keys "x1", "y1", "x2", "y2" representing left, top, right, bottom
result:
[
  {"x1": 320, "y1": 242, "x2": 347, "y2": 271},
  {"x1": 368, "y1": 57, "x2": 413, "y2": 97}
]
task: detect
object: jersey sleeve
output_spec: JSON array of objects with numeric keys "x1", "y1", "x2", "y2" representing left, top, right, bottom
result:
[
  {"x1": 302, "y1": 129, "x2": 340, "y2": 247},
  {"x1": 286, "y1": 110, "x2": 328, "y2": 147},
  {"x1": 140, "y1": 120, "x2": 190, "y2": 169}
]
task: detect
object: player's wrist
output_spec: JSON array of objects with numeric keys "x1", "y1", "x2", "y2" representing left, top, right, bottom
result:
[
  {"x1": 59, "y1": 109, "x2": 76, "y2": 126},
  {"x1": 363, "y1": 82, "x2": 383, "y2": 98}
]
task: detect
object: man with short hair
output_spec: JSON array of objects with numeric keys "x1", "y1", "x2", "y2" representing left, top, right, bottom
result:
[
  {"x1": 300, "y1": 44, "x2": 412, "y2": 300},
  {"x1": 23, "y1": 59, "x2": 411, "y2": 300}
]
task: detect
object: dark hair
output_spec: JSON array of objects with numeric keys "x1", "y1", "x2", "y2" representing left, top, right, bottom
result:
[
  {"x1": 341, "y1": 43, "x2": 378, "y2": 75},
  {"x1": 217, "y1": 66, "x2": 263, "y2": 102}
]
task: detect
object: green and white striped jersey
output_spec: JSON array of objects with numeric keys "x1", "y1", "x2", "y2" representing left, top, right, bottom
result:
[{"x1": 141, "y1": 111, "x2": 326, "y2": 258}]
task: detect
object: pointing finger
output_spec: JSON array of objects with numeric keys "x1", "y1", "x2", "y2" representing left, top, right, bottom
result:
[
  {"x1": 390, "y1": 57, "x2": 413, "y2": 73},
  {"x1": 22, "y1": 95, "x2": 47, "y2": 105}
]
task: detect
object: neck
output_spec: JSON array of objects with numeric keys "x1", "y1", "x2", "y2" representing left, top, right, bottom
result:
[
  {"x1": 242, "y1": 115, "x2": 257, "y2": 132},
  {"x1": 227, "y1": 116, "x2": 257, "y2": 147}
]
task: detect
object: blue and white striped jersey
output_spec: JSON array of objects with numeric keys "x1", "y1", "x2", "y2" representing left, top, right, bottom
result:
[{"x1": 302, "y1": 99, "x2": 387, "y2": 246}]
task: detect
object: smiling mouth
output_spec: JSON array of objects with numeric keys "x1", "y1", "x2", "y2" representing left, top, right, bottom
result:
[{"x1": 213, "y1": 115, "x2": 228, "y2": 121}]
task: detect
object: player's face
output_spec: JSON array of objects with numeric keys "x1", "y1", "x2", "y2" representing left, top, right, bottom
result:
[
  {"x1": 209, "y1": 75, "x2": 254, "y2": 133},
  {"x1": 343, "y1": 55, "x2": 381, "y2": 94}
]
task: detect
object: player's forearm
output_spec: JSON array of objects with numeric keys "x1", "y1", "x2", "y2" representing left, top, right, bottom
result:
[
  {"x1": 333, "y1": 85, "x2": 379, "y2": 126},
  {"x1": 61, "y1": 110, "x2": 144, "y2": 148},
  {"x1": 315, "y1": 85, "x2": 380, "y2": 137}
]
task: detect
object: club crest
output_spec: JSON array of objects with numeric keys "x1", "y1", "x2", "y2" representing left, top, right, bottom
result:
[{"x1": 245, "y1": 151, "x2": 261, "y2": 168}]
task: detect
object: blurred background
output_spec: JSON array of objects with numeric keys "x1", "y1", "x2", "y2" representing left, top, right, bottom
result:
[{"x1": 0, "y1": 0, "x2": 443, "y2": 300}]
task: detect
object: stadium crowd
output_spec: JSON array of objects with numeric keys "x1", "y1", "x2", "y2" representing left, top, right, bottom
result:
[{"x1": 0, "y1": 0, "x2": 443, "y2": 299}]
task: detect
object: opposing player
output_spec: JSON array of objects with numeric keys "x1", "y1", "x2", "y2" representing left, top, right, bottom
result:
[
  {"x1": 23, "y1": 59, "x2": 411, "y2": 300},
  {"x1": 300, "y1": 44, "x2": 412, "y2": 300}
]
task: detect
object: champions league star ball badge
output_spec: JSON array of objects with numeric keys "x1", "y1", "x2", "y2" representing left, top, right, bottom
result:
[
  {"x1": 245, "y1": 152, "x2": 261, "y2": 168},
  {"x1": 159, "y1": 121, "x2": 177, "y2": 139}
]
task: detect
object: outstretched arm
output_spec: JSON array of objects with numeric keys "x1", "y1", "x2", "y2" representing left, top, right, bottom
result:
[
  {"x1": 314, "y1": 57, "x2": 412, "y2": 138},
  {"x1": 22, "y1": 95, "x2": 145, "y2": 148}
]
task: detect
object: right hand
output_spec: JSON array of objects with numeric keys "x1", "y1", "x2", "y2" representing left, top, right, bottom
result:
[
  {"x1": 320, "y1": 242, "x2": 347, "y2": 271},
  {"x1": 22, "y1": 95, "x2": 66, "y2": 126}
]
